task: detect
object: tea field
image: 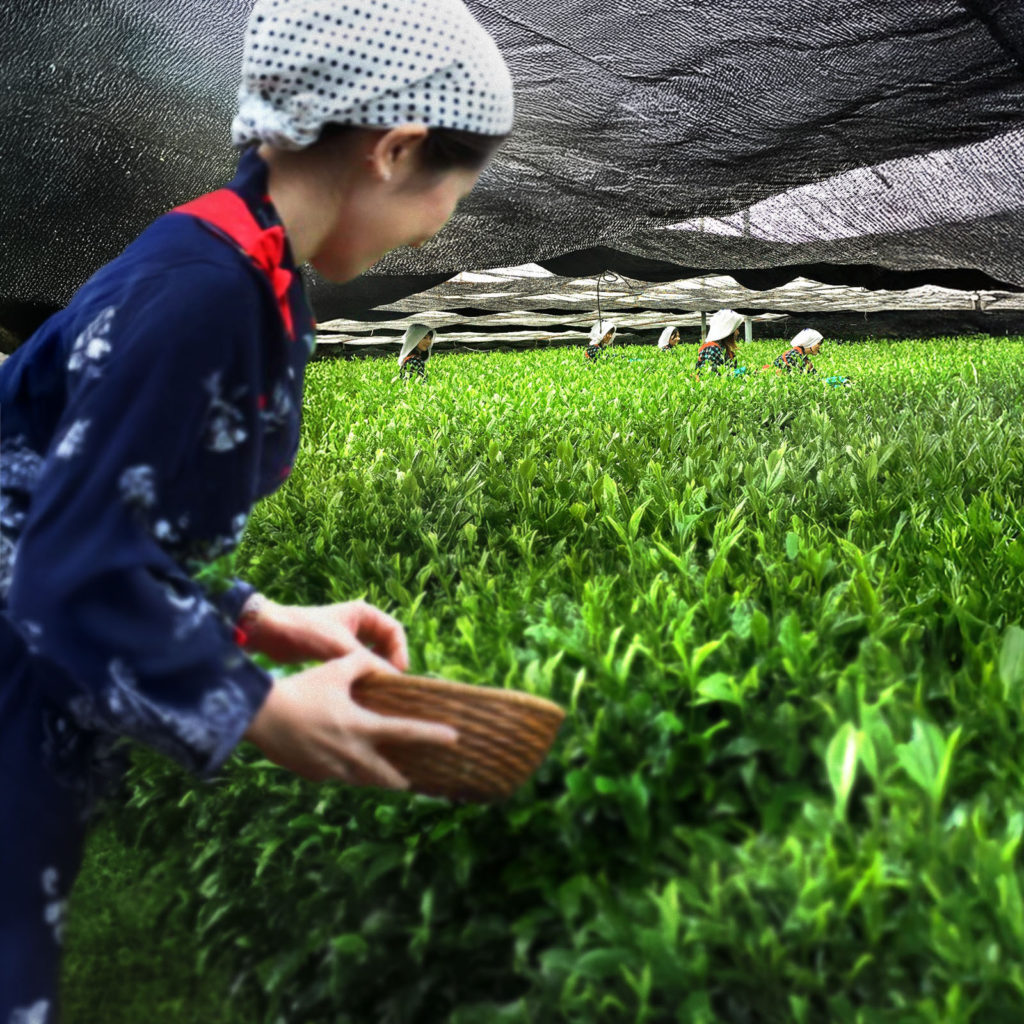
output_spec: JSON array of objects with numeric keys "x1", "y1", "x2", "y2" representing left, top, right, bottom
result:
[{"x1": 64, "y1": 337, "x2": 1024, "y2": 1023}]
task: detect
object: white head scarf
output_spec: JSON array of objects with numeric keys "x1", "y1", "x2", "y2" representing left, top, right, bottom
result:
[
  {"x1": 233, "y1": 0, "x2": 515, "y2": 150},
  {"x1": 589, "y1": 319, "x2": 617, "y2": 347},
  {"x1": 399, "y1": 323, "x2": 435, "y2": 363},
  {"x1": 705, "y1": 309, "x2": 745, "y2": 344},
  {"x1": 791, "y1": 328, "x2": 824, "y2": 350},
  {"x1": 657, "y1": 325, "x2": 679, "y2": 350}
]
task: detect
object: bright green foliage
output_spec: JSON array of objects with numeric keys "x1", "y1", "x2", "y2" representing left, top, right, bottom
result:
[{"x1": 64, "y1": 338, "x2": 1024, "y2": 1022}]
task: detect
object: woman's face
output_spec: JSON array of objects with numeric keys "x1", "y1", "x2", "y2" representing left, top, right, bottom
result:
[
  {"x1": 314, "y1": 167, "x2": 480, "y2": 281},
  {"x1": 310, "y1": 128, "x2": 483, "y2": 282},
  {"x1": 416, "y1": 332, "x2": 434, "y2": 352},
  {"x1": 602, "y1": 330, "x2": 614, "y2": 346},
  {"x1": 391, "y1": 170, "x2": 481, "y2": 255},
  {"x1": 809, "y1": 342, "x2": 822, "y2": 355},
  {"x1": 670, "y1": 330, "x2": 679, "y2": 347}
]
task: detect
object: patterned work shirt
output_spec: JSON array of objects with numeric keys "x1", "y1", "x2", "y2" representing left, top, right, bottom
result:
[
  {"x1": 0, "y1": 147, "x2": 316, "y2": 794},
  {"x1": 773, "y1": 347, "x2": 816, "y2": 373},
  {"x1": 400, "y1": 350, "x2": 428, "y2": 379},
  {"x1": 695, "y1": 341, "x2": 733, "y2": 373}
]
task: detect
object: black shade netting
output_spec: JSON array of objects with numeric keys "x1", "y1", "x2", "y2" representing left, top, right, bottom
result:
[{"x1": 1, "y1": 0, "x2": 1022, "y2": 328}]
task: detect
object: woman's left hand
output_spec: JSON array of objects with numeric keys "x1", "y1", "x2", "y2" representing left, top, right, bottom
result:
[{"x1": 239, "y1": 596, "x2": 409, "y2": 670}]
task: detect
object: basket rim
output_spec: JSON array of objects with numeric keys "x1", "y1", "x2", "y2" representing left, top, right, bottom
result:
[{"x1": 356, "y1": 670, "x2": 565, "y2": 722}]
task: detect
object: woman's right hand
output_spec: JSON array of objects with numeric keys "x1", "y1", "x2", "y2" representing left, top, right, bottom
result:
[{"x1": 242, "y1": 650, "x2": 458, "y2": 789}]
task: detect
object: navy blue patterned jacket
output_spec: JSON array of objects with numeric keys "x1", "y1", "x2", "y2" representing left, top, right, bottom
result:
[{"x1": 0, "y1": 148, "x2": 316, "y2": 789}]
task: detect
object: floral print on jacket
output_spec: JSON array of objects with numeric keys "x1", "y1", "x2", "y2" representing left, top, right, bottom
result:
[
  {"x1": 0, "y1": 146, "x2": 317, "y2": 1020},
  {"x1": 0, "y1": 147, "x2": 315, "y2": 793}
]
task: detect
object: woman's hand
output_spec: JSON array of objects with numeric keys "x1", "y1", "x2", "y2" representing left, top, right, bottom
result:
[
  {"x1": 240, "y1": 596, "x2": 409, "y2": 670},
  {"x1": 242, "y1": 649, "x2": 457, "y2": 787}
]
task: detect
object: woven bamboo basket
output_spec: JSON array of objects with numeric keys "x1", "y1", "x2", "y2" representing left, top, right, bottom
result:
[{"x1": 351, "y1": 671, "x2": 565, "y2": 802}]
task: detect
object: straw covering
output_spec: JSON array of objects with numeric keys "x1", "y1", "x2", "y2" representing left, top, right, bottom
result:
[{"x1": 2, "y1": 1, "x2": 1023, "y2": 327}]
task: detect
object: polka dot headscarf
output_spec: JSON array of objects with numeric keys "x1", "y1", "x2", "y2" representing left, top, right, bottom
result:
[{"x1": 232, "y1": 0, "x2": 515, "y2": 150}]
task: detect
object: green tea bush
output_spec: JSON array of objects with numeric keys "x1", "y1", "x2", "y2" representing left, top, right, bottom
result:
[{"x1": 71, "y1": 338, "x2": 1024, "y2": 1022}]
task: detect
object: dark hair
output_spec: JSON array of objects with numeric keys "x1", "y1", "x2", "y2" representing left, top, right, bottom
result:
[
  {"x1": 316, "y1": 123, "x2": 506, "y2": 173},
  {"x1": 418, "y1": 127, "x2": 507, "y2": 172}
]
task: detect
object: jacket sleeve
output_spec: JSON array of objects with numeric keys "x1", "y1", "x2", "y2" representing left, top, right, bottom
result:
[
  {"x1": 206, "y1": 579, "x2": 259, "y2": 627},
  {"x1": 7, "y1": 261, "x2": 279, "y2": 777}
]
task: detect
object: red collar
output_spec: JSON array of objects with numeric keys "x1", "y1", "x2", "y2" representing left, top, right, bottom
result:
[{"x1": 171, "y1": 189, "x2": 295, "y2": 340}]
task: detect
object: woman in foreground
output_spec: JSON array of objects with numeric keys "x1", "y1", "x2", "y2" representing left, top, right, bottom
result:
[{"x1": 0, "y1": 0, "x2": 514, "y2": 1016}]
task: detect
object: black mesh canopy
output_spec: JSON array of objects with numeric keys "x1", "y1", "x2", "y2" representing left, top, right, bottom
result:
[{"x1": 1, "y1": 0, "x2": 1021, "y2": 330}]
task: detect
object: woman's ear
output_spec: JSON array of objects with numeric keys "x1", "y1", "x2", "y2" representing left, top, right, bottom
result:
[{"x1": 365, "y1": 123, "x2": 430, "y2": 182}]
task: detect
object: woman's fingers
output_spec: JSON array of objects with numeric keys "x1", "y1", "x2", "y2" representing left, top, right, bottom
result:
[
  {"x1": 350, "y1": 705, "x2": 459, "y2": 748},
  {"x1": 336, "y1": 651, "x2": 459, "y2": 747},
  {"x1": 246, "y1": 599, "x2": 409, "y2": 666},
  {"x1": 344, "y1": 740, "x2": 410, "y2": 790},
  {"x1": 246, "y1": 647, "x2": 459, "y2": 790},
  {"x1": 332, "y1": 651, "x2": 458, "y2": 786},
  {"x1": 342, "y1": 601, "x2": 409, "y2": 670},
  {"x1": 323, "y1": 623, "x2": 358, "y2": 659}
]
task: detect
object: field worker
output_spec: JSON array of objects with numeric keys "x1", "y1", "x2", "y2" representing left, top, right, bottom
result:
[
  {"x1": 0, "y1": 0, "x2": 513, "y2": 1014},
  {"x1": 772, "y1": 328, "x2": 823, "y2": 373},
  {"x1": 695, "y1": 309, "x2": 744, "y2": 374},
  {"x1": 399, "y1": 323, "x2": 436, "y2": 380},
  {"x1": 584, "y1": 318, "x2": 617, "y2": 360},
  {"x1": 657, "y1": 325, "x2": 681, "y2": 350}
]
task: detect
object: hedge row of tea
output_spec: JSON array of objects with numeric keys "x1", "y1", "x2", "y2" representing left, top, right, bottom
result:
[{"x1": 65, "y1": 338, "x2": 1024, "y2": 1023}]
